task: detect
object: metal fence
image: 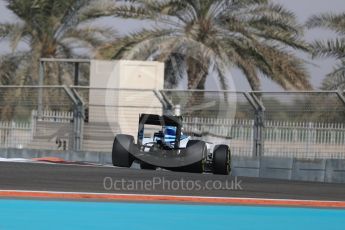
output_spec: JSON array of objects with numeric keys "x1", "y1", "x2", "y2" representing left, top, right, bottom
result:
[
  {"x1": 0, "y1": 86, "x2": 345, "y2": 159},
  {"x1": 253, "y1": 91, "x2": 345, "y2": 158},
  {"x1": 0, "y1": 86, "x2": 83, "y2": 151}
]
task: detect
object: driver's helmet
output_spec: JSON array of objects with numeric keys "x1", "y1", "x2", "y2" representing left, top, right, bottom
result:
[
  {"x1": 164, "y1": 126, "x2": 177, "y2": 143},
  {"x1": 164, "y1": 126, "x2": 177, "y2": 136}
]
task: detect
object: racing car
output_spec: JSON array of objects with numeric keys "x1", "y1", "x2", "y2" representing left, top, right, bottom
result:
[{"x1": 112, "y1": 114, "x2": 231, "y2": 175}]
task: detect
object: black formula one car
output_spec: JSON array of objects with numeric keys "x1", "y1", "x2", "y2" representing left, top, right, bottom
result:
[{"x1": 112, "y1": 114, "x2": 231, "y2": 175}]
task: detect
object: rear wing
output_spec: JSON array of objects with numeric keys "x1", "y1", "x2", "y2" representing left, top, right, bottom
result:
[{"x1": 138, "y1": 114, "x2": 182, "y2": 127}]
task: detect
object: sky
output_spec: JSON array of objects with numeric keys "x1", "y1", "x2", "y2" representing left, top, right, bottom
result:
[{"x1": 1, "y1": 0, "x2": 345, "y2": 91}]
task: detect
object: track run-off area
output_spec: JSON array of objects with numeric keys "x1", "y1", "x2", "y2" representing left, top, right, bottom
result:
[{"x1": 1, "y1": 161, "x2": 345, "y2": 229}]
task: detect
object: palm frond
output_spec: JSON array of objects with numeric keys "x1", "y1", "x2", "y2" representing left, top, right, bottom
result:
[
  {"x1": 54, "y1": 0, "x2": 92, "y2": 40},
  {"x1": 7, "y1": 23, "x2": 26, "y2": 52},
  {"x1": 306, "y1": 13, "x2": 345, "y2": 34},
  {"x1": 307, "y1": 12, "x2": 345, "y2": 90},
  {"x1": 257, "y1": 46, "x2": 311, "y2": 90},
  {"x1": 322, "y1": 60, "x2": 345, "y2": 90},
  {"x1": 0, "y1": 23, "x2": 15, "y2": 39},
  {"x1": 310, "y1": 39, "x2": 345, "y2": 59},
  {"x1": 65, "y1": 26, "x2": 117, "y2": 48},
  {"x1": 82, "y1": 1, "x2": 153, "y2": 21},
  {"x1": 1, "y1": 0, "x2": 112, "y2": 88},
  {"x1": 234, "y1": 54, "x2": 261, "y2": 90},
  {"x1": 164, "y1": 53, "x2": 185, "y2": 89},
  {"x1": 0, "y1": 52, "x2": 31, "y2": 85},
  {"x1": 98, "y1": 28, "x2": 174, "y2": 59},
  {"x1": 97, "y1": 0, "x2": 311, "y2": 90}
]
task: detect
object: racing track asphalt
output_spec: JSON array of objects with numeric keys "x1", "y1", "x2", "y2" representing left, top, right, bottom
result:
[{"x1": 0, "y1": 162, "x2": 345, "y2": 202}]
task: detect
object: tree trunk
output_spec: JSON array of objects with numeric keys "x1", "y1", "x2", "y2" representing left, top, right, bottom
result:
[{"x1": 186, "y1": 58, "x2": 208, "y2": 116}]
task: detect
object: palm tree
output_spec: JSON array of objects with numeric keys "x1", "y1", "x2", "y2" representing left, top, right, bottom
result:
[
  {"x1": 0, "y1": 0, "x2": 115, "y2": 85},
  {"x1": 0, "y1": 0, "x2": 115, "y2": 120},
  {"x1": 86, "y1": 0, "x2": 311, "y2": 90},
  {"x1": 306, "y1": 12, "x2": 345, "y2": 90}
]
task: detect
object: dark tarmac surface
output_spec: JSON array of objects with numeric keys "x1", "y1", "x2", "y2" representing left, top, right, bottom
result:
[{"x1": 0, "y1": 162, "x2": 344, "y2": 201}]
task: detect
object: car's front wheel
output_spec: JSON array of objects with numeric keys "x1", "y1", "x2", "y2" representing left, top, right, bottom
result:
[
  {"x1": 213, "y1": 145, "x2": 231, "y2": 175},
  {"x1": 185, "y1": 140, "x2": 207, "y2": 173}
]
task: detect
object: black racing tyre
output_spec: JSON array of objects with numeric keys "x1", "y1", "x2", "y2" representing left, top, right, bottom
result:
[
  {"x1": 213, "y1": 145, "x2": 231, "y2": 175},
  {"x1": 112, "y1": 134, "x2": 135, "y2": 167},
  {"x1": 185, "y1": 140, "x2": 207, "y2": 173},
  {"x1": 140, "y1": 162, "x2": 157, "y2": 170}
]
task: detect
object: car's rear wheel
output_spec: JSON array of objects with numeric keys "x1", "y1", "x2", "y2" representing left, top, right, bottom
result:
[
  {"x1": 185, "y1": 140, "x2": 207, "y2": 173},
  {"x1": 213, "y1": 145, "x2": 231, "y2": 175},
  {"x1": 112, "y1": 134, "x2": 135, "y2": 167}
]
